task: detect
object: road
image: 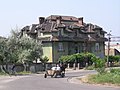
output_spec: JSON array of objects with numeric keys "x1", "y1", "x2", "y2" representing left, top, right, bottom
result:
[{"x1": 0, "y1": 70, "x2": 120, "y2": 90}]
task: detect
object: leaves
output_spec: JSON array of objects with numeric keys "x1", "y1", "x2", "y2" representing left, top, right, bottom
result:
[
  {"x1": 59, "y1": 52, "x2": 97, "y2": 63},
  {"x1": 41, "y1": 56, "x2": 49, "y2": 63},
  {"x1": 18, "y1": 49, "x2": 31, "y2": 63},
  {"x1": 0, "y1": 29, "x2": 43, "y2": 65}
]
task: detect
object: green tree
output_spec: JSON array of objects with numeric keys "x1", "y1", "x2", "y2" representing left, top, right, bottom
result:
[
  {"x1": 7, "y1": 29, "x2": 43, "y2": 64},
  {"x1": 0, "y1": 37, "x2": 7, "y2": 64},
  {"x1": 0, "y1": 36, "x2": 12, "y2": 73},
  {"x1": 6, "y1": 29, "x2": 20, "y2": 64},
  {"x1": 6, "y1": 29, "x2": 43, "y2": 72},
  {"x1": 18, "y1": 49, "x2": 32, "y2": 71}
]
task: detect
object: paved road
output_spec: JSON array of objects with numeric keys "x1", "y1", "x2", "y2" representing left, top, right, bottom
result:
[{"x1": 0, "y1": 70, "x2": 120, "y2": 90}]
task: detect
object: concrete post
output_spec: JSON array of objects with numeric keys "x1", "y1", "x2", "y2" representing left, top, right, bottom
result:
[
  {"x1": 77, "y1": 63, "x2": 80, "y2": 69},
  {"x1": 85, "y1": 62, "x2": 88, "y2": 68},
  {"x1": 67, "y1": 63, "x2": 70, "y2": 69},
  {"x1": 73, "y1": 63, "x2": 76, "y2": 70},
  {"x1": 109, "y1": 62, "x2": 111, "y2": 67},
  {"x1": 92, "y1": 62, "x2": 95, "y2": 67}
]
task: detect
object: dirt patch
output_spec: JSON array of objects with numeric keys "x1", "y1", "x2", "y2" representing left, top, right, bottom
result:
[{"x1": 79, "y1": 76, "x2": 89, "y2": 83}]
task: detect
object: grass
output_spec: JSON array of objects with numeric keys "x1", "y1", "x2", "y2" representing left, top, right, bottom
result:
[
  {"x1": 0, "y1": 72, "x2": 8, "y2": 76},
  {"x1": 87, "y1": 69, "x2": 120, "y2": 86},
  {"x1": 17, "y1": 71, "x2": 32, "y2": 75},
  {"x1": 85, "y1": 65, "x2": 95, "y2": 70}
]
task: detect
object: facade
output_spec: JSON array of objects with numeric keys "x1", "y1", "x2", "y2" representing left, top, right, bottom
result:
[
  {"x1": 20, "y1": 15, "x2": 107, "y2": 62},
  {"x1": 105, "y1": 44, "x2": 120, "y2": 56},
  {"x1": 110, "y1": 44, "x2": 120, "y2": 52},
  {"x1": 105, "y1": 48, "x2": 120, "y2": 56}
]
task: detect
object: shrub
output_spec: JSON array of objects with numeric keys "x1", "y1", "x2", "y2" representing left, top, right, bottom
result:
[
  {"x1": 94, "y1": 58, "x2": 106, "y2": 74},
  {"x1": 95, "y1": 58, "x2": 105, "y2": 68},
  {"x1": 41, "y1": 56, "x2": 49, "y2": 63},
  {"x1": 59, "y1": 52, "x2": 106, "y2": 74},
  {"x1": 105, "y1": 55, "x2": 120, "y2": 62},
  {"x1": 59, "y1": 52, "x2": 97, "y2": 63}
]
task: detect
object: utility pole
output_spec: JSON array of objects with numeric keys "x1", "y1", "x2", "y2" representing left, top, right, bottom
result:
[{"x1": 107, "y1": 31, "x2": 111, "y2": 67}]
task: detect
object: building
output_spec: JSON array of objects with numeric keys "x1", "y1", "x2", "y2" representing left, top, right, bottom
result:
[
  {"x1": 20, "y1": 15, "x2": 107, "y2": 62},
  {"x1": 105, "y1": 43, "x2": 120, "y2": 56}
]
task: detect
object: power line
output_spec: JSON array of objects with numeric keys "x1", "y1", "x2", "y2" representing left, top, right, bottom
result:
[{"x1": 108, "y1": 36, "x2": 120, "y2": 42}]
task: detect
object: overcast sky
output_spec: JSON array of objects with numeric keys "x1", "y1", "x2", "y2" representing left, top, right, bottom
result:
[{"x1": 0, "y1": 0, "x2": 120, "y2": 38}]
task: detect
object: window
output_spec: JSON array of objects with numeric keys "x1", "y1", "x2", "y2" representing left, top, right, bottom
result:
[
  {"x1": 58, "y1": 43, "x2": 63, "y2": 51},
  {"x1": 58, "y1": 29, "x2": 64, "y2": 36},
  {"x1": 82, "y1": 43, "x2": 86, "y2": 51},
  {"x1": 95, "y1": 43, "x2": 100, "y2": 52},
  {"x1": 58, "y1": 30, "x2": 62, "y2": 36}
]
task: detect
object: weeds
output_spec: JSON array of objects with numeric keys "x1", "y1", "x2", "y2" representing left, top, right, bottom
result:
[{"x1": 88, "y1": 69, "x2": 120, "y2": 86}]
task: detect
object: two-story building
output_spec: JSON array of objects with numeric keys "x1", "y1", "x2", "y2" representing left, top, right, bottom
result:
[{"x1": 20, "y1": 15, "x2": 107, "y2": 62}]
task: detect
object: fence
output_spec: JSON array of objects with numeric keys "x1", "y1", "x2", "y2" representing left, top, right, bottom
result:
[{"x1": 0, "y1": 62, "x2": 89, "y2": 74}]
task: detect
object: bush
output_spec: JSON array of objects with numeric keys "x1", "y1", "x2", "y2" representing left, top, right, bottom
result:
[
  {"x1": 104, "y1": 55, "x2": 120, "y2": 62},
  {"x1": 59, "y1": 52, "x2": 106, "y2": 74},
  {"x1": 94, "y1": 58, "x2": 106, "y2": 74},
  {"x1": 95, "y1": 58, "x2": 105, "y2": 68},
  {"x1": 59, "y1": 52, "x2": 97, "y2": 63},
  {"x1": 59, "y1": 54, "x2": 76, "y2": 63},
  {"x1": 41, "y1": 56, "x2": 49, "y2": 63}
]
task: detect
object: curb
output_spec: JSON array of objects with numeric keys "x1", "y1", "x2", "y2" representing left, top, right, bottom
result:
[{"x1": 68, "y1": 75, "x2": 120, "y2": 88}]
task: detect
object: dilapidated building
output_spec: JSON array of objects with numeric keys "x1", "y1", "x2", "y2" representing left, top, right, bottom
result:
[{"x1": 20, "y1": 15, "x2": 107, "y2": 62}]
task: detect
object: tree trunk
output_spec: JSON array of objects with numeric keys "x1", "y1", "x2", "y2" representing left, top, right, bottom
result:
[
  {"x1": 23, "y1": 63, "x2": 27, "y2": 72},
  {"x1": 35, "y1": 59, "x2": 37, "y2": 73}
]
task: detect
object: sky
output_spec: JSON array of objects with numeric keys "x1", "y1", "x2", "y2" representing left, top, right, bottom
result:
[{"x1": 0, "y1": 0, "x2": 120, "y2": 39}]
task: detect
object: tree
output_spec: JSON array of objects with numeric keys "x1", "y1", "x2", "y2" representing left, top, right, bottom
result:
[
  {"x1": 18, "y1": 49, "x2": 31, "y2": 71},
  {"x1": 6, "y1": 29, "x2": 20, "y2": 64},
  {"x1": 0, "y1": 37, "x2": 7, "y2": 64},
  {"x1": 7, "y1": 29, "x2": 43, "y2": 64},
  {"x1": 5, "y1": 29, "x2": 43, "y2": 72},
  {"x1": 0, "y1": 36, "x2": 11, "y2": 74}
]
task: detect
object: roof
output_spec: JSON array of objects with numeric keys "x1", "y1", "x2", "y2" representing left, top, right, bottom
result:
[
  {"x1": 20, "y1": 15, "x2": 107, "y2": 42},
  {"x1": 46, "y1": 15, "x2": 79, "y2": 21}
]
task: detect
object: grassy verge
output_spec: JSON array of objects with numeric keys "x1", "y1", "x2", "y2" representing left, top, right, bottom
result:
[
  {"x1": 0, "y1": 72, "x2": 8, "y2": 76},
  {"x1": 17, "y1": 71, "x2": 32, "y2": 75},
  {"x1": 85, "y1": 65, "x2": 95, "y2": 70},
  {"x1": 84, "y1": 69, "x2": 120, "y2": 86}
]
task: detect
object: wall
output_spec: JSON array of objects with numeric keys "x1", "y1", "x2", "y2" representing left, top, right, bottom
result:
[
  {"x1": 92, "y1": 42, "x2": 105, "y2": 58},
  {"x1": 52, "y1": 41, "x2": 85, "y2": 62},
  {"x1": 52, "y1": 42, "x2": 69, "y2": 62},
  {"x1": 42, "y1": 42, "x2": 53, "y2": 62}
]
